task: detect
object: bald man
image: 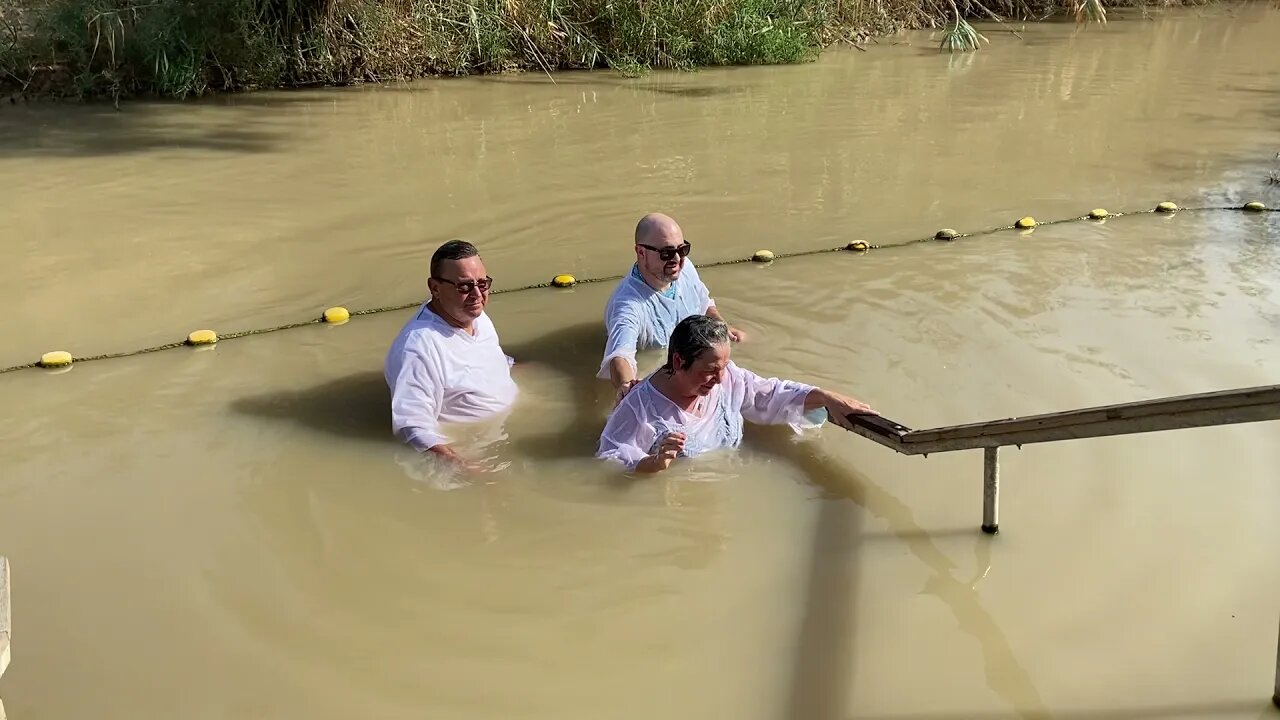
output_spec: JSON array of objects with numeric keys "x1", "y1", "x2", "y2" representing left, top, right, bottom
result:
[{"x1": 597, "y1": 213, "x2": 745, "y2": 404}]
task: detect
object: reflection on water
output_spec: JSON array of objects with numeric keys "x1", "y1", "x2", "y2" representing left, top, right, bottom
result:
[
  {"x1": 1, "y1": 5, "x2": 1280, "y2": 720},
  {"x1": 756, "y1": 430, "x2": 1046, "y2": 719}
]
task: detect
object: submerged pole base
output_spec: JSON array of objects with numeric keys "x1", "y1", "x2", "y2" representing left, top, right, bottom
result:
[{"x1": 982, "y1": 447, "x2": 1000, "y2": 535}]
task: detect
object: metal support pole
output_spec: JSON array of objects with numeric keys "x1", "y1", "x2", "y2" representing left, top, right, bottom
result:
[
  {"x1": 982, "y1": 447, "x2": 999, "y2": 534},
  {"x1": 0, "y1": 556, "x2": 8, "y2": 720},
  {"x1": 0, "y1": 556, "x2": 9, "y2": 681},
  {"x1": 1273, "y1": 611, "x2": 1279, "y2": 709}
]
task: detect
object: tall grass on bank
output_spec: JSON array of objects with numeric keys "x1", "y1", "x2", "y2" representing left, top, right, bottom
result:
[{"x1": 0, "y1": 0, "x2": 1147, "y2": 100}]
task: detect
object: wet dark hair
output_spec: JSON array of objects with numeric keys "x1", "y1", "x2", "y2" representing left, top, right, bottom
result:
[
  {"x1": 430, "y1": 239, "x2": 480, "y2": 278},
  {"x1": 664, "y1": 315, "x2": 730, "y2": 373}
]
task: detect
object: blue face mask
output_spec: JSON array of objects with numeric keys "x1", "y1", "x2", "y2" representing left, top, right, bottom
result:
[{"x1": 804, "y1": 407, "x2": 829, "y2": 426}]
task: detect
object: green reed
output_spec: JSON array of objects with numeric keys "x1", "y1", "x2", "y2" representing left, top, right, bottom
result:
[{"x1": 0, "y1": 0, "x2": 1160, "y2": 100}]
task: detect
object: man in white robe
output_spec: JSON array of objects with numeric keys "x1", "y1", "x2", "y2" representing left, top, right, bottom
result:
[
  {"x1": 597, "y1": 315, "x2": 874, "y2": 473},
  {"x1": 384, "y1": 240, "x2": 518, "y2": 468},
  {"x1": 598, "y1": 213, "x2": 746, "y2": 405}
]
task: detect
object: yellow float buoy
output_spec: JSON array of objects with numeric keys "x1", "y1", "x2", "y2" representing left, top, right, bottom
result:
[
  {"x1": 1156, "y1": 201, "x2": 1179, "y2": 213},
  {"x1": 551, "y1": 274, "x2": 577, "y2": 288},
  {"x1": 186, "y1": 329, "x2": 218, "y2": 346},
  {"x1": 322, "y1": 306, "x2": 350, "y2": 324},
  {"x1": 1243, "y1": 201, "x2": 1266, "y2": 212},
  {"x1": 752, "y1": 250, "x2": 775, "y2": 263},
  {"x1": 39, "y1": 350, "x2": 73, "y2": 368},
  {"x1": 1015, "y1": 216, "x2": 1037, "y2": 229},
  {"x1": 846, "y1": 241, "x2": 870, "y2": 252},
  {"x1": 1088, "y1": 208, "x2": 1109, "y2": 220},
  {"x1": 935, "y1": 228, "x2": 958, "y2": 241}
]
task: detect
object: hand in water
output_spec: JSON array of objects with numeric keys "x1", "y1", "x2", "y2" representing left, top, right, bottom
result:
[
  {"x1": 728, "y1": 326, "x2": 747, "y2": 343},
  {"x1": 822, "y1": 393, "x2": 877, "y2": 432},
  {"x1": 454, "y1": 457, "x2": 490, "y2": 475},
  {"x1": 652, "y1": 431, "x2": 686, "y2": 471},
  {"x1": 430, "y1": 445, "x2": 487, "y2": 474}
]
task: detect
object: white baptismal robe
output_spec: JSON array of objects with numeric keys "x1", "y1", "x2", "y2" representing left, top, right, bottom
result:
[
  {"x1": 384, "y1": 304, "x2": 518, "y2": 451},
  {"x1": 596, "y1": 362, "x2": 818, "y2": 470}
]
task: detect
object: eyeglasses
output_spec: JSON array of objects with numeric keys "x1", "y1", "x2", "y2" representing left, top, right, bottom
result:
[
  {"x1": 433, "y1": 276, "x2": 493, "y2": 295},
  {"x1": 636, "y1": 241, "x2": 692, "y2": 262}
]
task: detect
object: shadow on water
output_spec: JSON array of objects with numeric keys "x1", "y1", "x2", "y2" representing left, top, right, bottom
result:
[
  {"x1": 472, "y1": 73, "x2": 744, "y2": 98},
  {"x1": 224, "y1": 320, "x2": 611, "y2": 453},
  {"x1": 769, "y1": 440, "x2": 862, "y2": 720},
  {"x1": 0, "y1": 93, "x2": 321, "y2": 157},
  {"x1": 751, "y1": 428, "x2": 1273, "y2": 720},
  {"x1": 228, "y1": 370, "x2": 392, "y2": 444},
  {"x1": 748, "y1": 427, "x2": 1033, "y2": 720},
  {"x1": 504, "y1": 320, "x2": 614, "y2": 460}
]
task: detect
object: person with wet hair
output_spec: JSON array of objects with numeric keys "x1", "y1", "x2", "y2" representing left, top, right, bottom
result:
[
  {"x1": 384, "y1": 239, "x2": 518, "y2": 469},
  {"x1": 597, "y1": 213, "x2": 747, "y2": 406},
  {"x1": 597, "y1": 315, "x2": 875, "y2": 474}
]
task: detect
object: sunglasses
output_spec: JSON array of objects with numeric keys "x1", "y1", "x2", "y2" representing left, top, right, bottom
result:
[
  {"x1": 433, "y1": 276, "x2": 493, "y2": 295},
  {"x1": 636, "y1": 241, "x2": 692, "y2": 262}
]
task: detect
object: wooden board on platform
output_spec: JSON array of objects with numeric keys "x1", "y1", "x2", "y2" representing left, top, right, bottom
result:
[{"x1": 902, "y1": 384, "x2": 1280, "y2": 445}]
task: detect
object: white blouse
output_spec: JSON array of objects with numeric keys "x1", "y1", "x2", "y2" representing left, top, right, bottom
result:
[{"x1": 596, "y1": 362, "x2": 821, "y2": 470}]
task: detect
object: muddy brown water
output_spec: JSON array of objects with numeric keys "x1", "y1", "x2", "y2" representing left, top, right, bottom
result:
[{"x1": 2, "y1": 5, "x2": 1280, "y2": 719}]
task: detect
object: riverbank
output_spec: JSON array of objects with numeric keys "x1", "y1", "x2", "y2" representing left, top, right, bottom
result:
[{"x1": 1, "y1": 0, "x2": 1158, "y2": 101}]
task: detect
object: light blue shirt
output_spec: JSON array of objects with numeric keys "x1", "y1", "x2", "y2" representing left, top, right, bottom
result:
[{"x1": 597, "y1": 259, "x2": 715, "y2": 380}]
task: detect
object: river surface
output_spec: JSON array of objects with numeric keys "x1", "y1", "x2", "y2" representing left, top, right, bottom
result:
[{"x1": 2, "y1": 5, "x2": 1280, "y2": 719}]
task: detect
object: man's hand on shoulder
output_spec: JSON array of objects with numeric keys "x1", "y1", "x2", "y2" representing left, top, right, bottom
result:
[
  {"x1": 703, "y1": 303, "x2": 746, "y2": 342},
  {"x1": 615, "y1": 379, "x2": 640, "y2": 406}
]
